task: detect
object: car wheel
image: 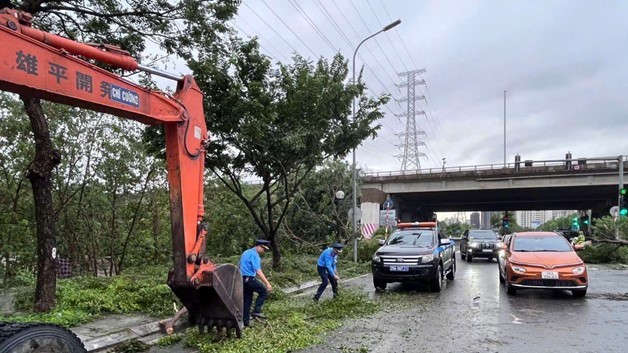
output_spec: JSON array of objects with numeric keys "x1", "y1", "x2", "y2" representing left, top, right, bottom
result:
[
  {"x1": 431, "y1": 264, "x2": 443, "y2": 292},
  {"x1": 373, "y1": 278, "x2": 387, "y2": 291},
  {"x1": 466, "y1": 252, "x2": 473, "y2": 263},
  {"x1": 446, "y1": 258, "x2": 455, "y2": 280},
  {"x1": 506, "y1": 278, "x2": 516, "y2": 295},
  {"x1": 572, "y1": 288, "x2": 587, "y2": 298}
]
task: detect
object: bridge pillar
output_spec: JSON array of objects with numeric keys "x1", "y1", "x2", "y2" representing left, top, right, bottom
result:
[{"x1": 360, "y1": 188, "x2": 387, "y2": 230}]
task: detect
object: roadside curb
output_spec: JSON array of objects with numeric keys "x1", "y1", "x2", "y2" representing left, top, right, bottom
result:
[
  {"x1": 78, "y1": 273, "x2": 371, "y2": 352},
  {"x1": 293, "y1": 273, "x2": 370, "y2": 297}
]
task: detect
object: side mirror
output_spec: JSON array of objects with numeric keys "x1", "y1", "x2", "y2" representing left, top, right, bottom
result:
[
  {"x1": 377, "y1": 239, "x2": 385, "y2": 246},
  {"x1": 439, "y1": 239, "x2": 451, "y2": 246}
]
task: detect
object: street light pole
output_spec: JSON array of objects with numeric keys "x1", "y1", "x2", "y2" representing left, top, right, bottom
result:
[
  {"x1": 351, "y1": 19, "x2": 401, "y2": 262},
  {"x1": 503, "y1": 90, "x2": 507, "y2": 167}
]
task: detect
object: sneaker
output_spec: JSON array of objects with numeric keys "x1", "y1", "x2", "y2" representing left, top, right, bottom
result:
[
  {"x1": 313, "y1": 296, "x2": 319, "y2": 302},
  {"x1": 252, "y1": 312, "x2": 267, "y2": 320}
]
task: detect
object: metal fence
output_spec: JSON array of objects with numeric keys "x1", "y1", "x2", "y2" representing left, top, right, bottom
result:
[{"x1": 361, "y1": 155, "x2": 627, "y2": 178}]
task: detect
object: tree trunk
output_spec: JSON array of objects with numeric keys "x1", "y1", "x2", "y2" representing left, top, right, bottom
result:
[
  {"x1": 269, "y1": 233, "x2": 281, "y2": 271},
  {"x1": 22, "y1": 96, "x2": 61, "y2": 313}
]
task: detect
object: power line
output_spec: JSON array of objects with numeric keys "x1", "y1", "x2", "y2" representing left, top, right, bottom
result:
[
  {"x1": 289, "y1": 0, "x2": 338, "y2": 52},
  {"x1": 242, "y1": 2, "x2": 299, "y2": 55},
  {"x1": 313, "y1": 0, "x2": 354, "y2": 46},
  {"x1": 379, "y1": 0, "x2": 419, "y2": 71},
  {"x1": 232, "y1": 20, "x2": 288, "y2": 62},
  {"x1": 366, "y1": 0, "x2": 409, "y2": 71},
  {"x1": 329, "y1": 0, "x2": 398, "y2": 86},
  {"x1": 314, "y1": 0, "x2": 392, "y2": 95},
  {"x1": 258, "y1": 0, "x2": 319, "y2": 58},
  {"x1": 349, "y1": 0, "x2": 401, "y2": 83}
]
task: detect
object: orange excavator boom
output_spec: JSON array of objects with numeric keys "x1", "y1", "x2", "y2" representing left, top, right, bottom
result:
[{"x1": 0, "y1": 8, "x2": 243, "y2": 347}]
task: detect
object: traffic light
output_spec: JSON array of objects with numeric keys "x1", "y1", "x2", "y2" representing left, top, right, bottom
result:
[
  {"x1": 502, "y1": 212, "x2": 510, "y2": 231},
  {"x1": 571, "y1": 216, "x2": 580, "y2": 230},
  {"x1": 621, "y1": 187, "x2": 628, "y2": 217}
]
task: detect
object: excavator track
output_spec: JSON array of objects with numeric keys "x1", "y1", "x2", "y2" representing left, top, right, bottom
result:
[{"x1": 0, "y1": 322, "x2": 86, "y2": 353}]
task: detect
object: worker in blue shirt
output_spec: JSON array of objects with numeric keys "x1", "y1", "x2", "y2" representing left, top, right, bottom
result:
[
  {"x1": 313, "y1": 242, "x2": 344, "y2": 301},
  {"x1": 239, "y1": 239, "x2": 273, "y2": 327}
]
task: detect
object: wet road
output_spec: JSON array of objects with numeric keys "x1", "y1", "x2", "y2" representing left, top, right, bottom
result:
[
  {"x1": 148, "y1": 257, "x2": 628, "y2": 353},
  {"x1": 299, "y1": 257, "x2": 628, "y2": 353}
]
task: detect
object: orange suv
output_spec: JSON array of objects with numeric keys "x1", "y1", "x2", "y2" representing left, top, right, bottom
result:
[{"x1": 498, "y1": 231, "x2": 588, "y2": 297}]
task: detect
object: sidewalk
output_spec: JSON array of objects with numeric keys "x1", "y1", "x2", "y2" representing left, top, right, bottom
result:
[{"x1": 71, "y1": 274, "x2": 370, "y2": 352}]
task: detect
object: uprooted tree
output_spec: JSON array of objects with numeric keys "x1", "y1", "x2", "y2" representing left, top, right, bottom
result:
[
  {"x1": 591, "y1": 216, "x2": 628, "y2": 245},
  {"x1": 7, "y1": 0, "x2": 239, "y2": 312}
]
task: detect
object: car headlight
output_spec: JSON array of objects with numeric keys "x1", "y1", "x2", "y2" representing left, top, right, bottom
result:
[
  {"x1": 511, "y1": 265, "x2": 527, "y2": 273},
  {"x1": 421, "y1": 254, "x2": 434, "y2": 263},
  {"x1": 572, "y1": 266, "x2": 585, "y2": 275},
  {"x1": 469, "y1": 242, "x2": 480, "y2": 248},
  {"x1": 372, "y1": 255, "x2": 381, "y2": 263}
]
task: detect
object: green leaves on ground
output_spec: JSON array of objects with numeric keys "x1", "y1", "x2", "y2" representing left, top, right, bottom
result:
[
  {"x1": 2, "y1": 270, "x2": 178, "y2": 327},
  {"x1": 184, "y1": 291, "x2": 378, "y2": 353},
  {"x1": 0, "y1": 258, "x2": 373, "y2": 327}
]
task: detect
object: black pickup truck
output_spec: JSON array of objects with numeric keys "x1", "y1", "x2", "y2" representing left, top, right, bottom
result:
[{"x1": 371, "y1": 222, "x2": 456, "y2": 292}]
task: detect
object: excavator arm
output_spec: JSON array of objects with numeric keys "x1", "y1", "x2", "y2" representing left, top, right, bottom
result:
[{"x1": 0, "y1": 8, "x2": 243, "y2": 348}]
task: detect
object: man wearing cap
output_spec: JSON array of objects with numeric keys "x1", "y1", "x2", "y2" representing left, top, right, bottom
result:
[
  {"x1": 313, "y1": 242, "x2": 344, "y2": 301},
  {"x1": 239, "y1": 239, "x2": 273, "y2": 327}
]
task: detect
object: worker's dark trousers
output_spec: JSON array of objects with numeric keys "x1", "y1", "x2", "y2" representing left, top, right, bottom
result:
[
  {"x1": 314, "y1": 265, "x2": 338, "y2": 300},
  {"x1": 242, "y1": 276, "x2": 267, "y2": 325}
]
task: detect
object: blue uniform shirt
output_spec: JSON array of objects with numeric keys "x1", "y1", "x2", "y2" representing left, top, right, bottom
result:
[
  {"x1": 239, "y1": 248, "x2": 261, "y2": 277},
  {"x1": 317, "y1": 248, "x2": 337, "y2": 275}
]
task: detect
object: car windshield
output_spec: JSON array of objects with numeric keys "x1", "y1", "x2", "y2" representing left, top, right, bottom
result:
[
  {"x1": 386, "y1": 230, "x2": 434, "y2": 246},
  {"x1": 513, "y1": 236, "x2": 573, "y2": 252},
  {"x1": 469, "y1": 230, "x2": 497, "y2": 240}
]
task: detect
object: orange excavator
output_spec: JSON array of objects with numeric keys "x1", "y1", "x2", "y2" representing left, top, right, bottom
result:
[{"x1": 0, "y1": 7, "x2": 244, "y2": 352}]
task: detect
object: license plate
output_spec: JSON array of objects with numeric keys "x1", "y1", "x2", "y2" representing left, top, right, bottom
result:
[
  {"x1": 482, "y1": 249, "x2": 493, "y2": 253},
  {"x1": 390, "y1": 266, "x2": 409, "y2": 272},
  {"x1": 542, "y1": 271, "x2": 559, "y2": 279}
]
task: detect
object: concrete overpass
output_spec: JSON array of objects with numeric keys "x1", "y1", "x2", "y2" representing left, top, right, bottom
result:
[{"x1": 359, "y1": 156, "x2": 626, "y2": 224}]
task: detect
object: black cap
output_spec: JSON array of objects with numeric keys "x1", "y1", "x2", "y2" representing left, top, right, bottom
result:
[
  {"x1": 332, "y1": 243, "x2": 344, "y2": 252},
  {"x1": 255, "y1": 239, "x2": 271, "y2": 250}
]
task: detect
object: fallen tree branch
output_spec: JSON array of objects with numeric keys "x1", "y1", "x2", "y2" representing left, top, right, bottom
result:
[{"x1": 592, "y1": 239, "x2": 628, "y2": 246}]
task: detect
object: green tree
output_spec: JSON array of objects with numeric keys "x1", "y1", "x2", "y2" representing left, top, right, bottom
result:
[
  {"x1": 6, "y1": 0, "x2": 239, "y2": 312},
  {"x1": 283, "y1": 160, "x2": 354, "y2": 250},
  {"x1": 204, "y1": 179, "x2": 259, "y2": 257},
  {"x1": 0, "y1": 93, "x2": 36, "y2": 285},
  {"x1": 190, "y1": 38, "x2": 388, "y2": 269},
  {"x1": 440, "y1": 221, "x2": 470, "y2": 238},
  {"x1": 538, "y1": 214, "x2": 577, "y2": 231}
]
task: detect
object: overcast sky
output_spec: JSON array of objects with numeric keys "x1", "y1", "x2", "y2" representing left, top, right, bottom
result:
[{"x1": 161, "y1": 0, "x2": 628, "y2": 173}]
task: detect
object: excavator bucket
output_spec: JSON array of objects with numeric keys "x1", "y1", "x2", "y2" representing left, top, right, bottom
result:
[{"x1": 168, "y1": 263, "x2": 244, "y2": 338}]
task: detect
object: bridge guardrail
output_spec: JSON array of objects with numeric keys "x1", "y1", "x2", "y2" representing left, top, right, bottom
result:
[{"x1": 361, "y1": 155, "x2": 627, "y2": 178}]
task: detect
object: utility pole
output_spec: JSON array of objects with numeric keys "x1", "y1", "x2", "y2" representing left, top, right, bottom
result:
[
  {"x1": 503, "y1": 90, "x2": 507, "y2": 167},
  {"x1": 397, "y1": 69, "x2": 428, "y2": 171}
]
